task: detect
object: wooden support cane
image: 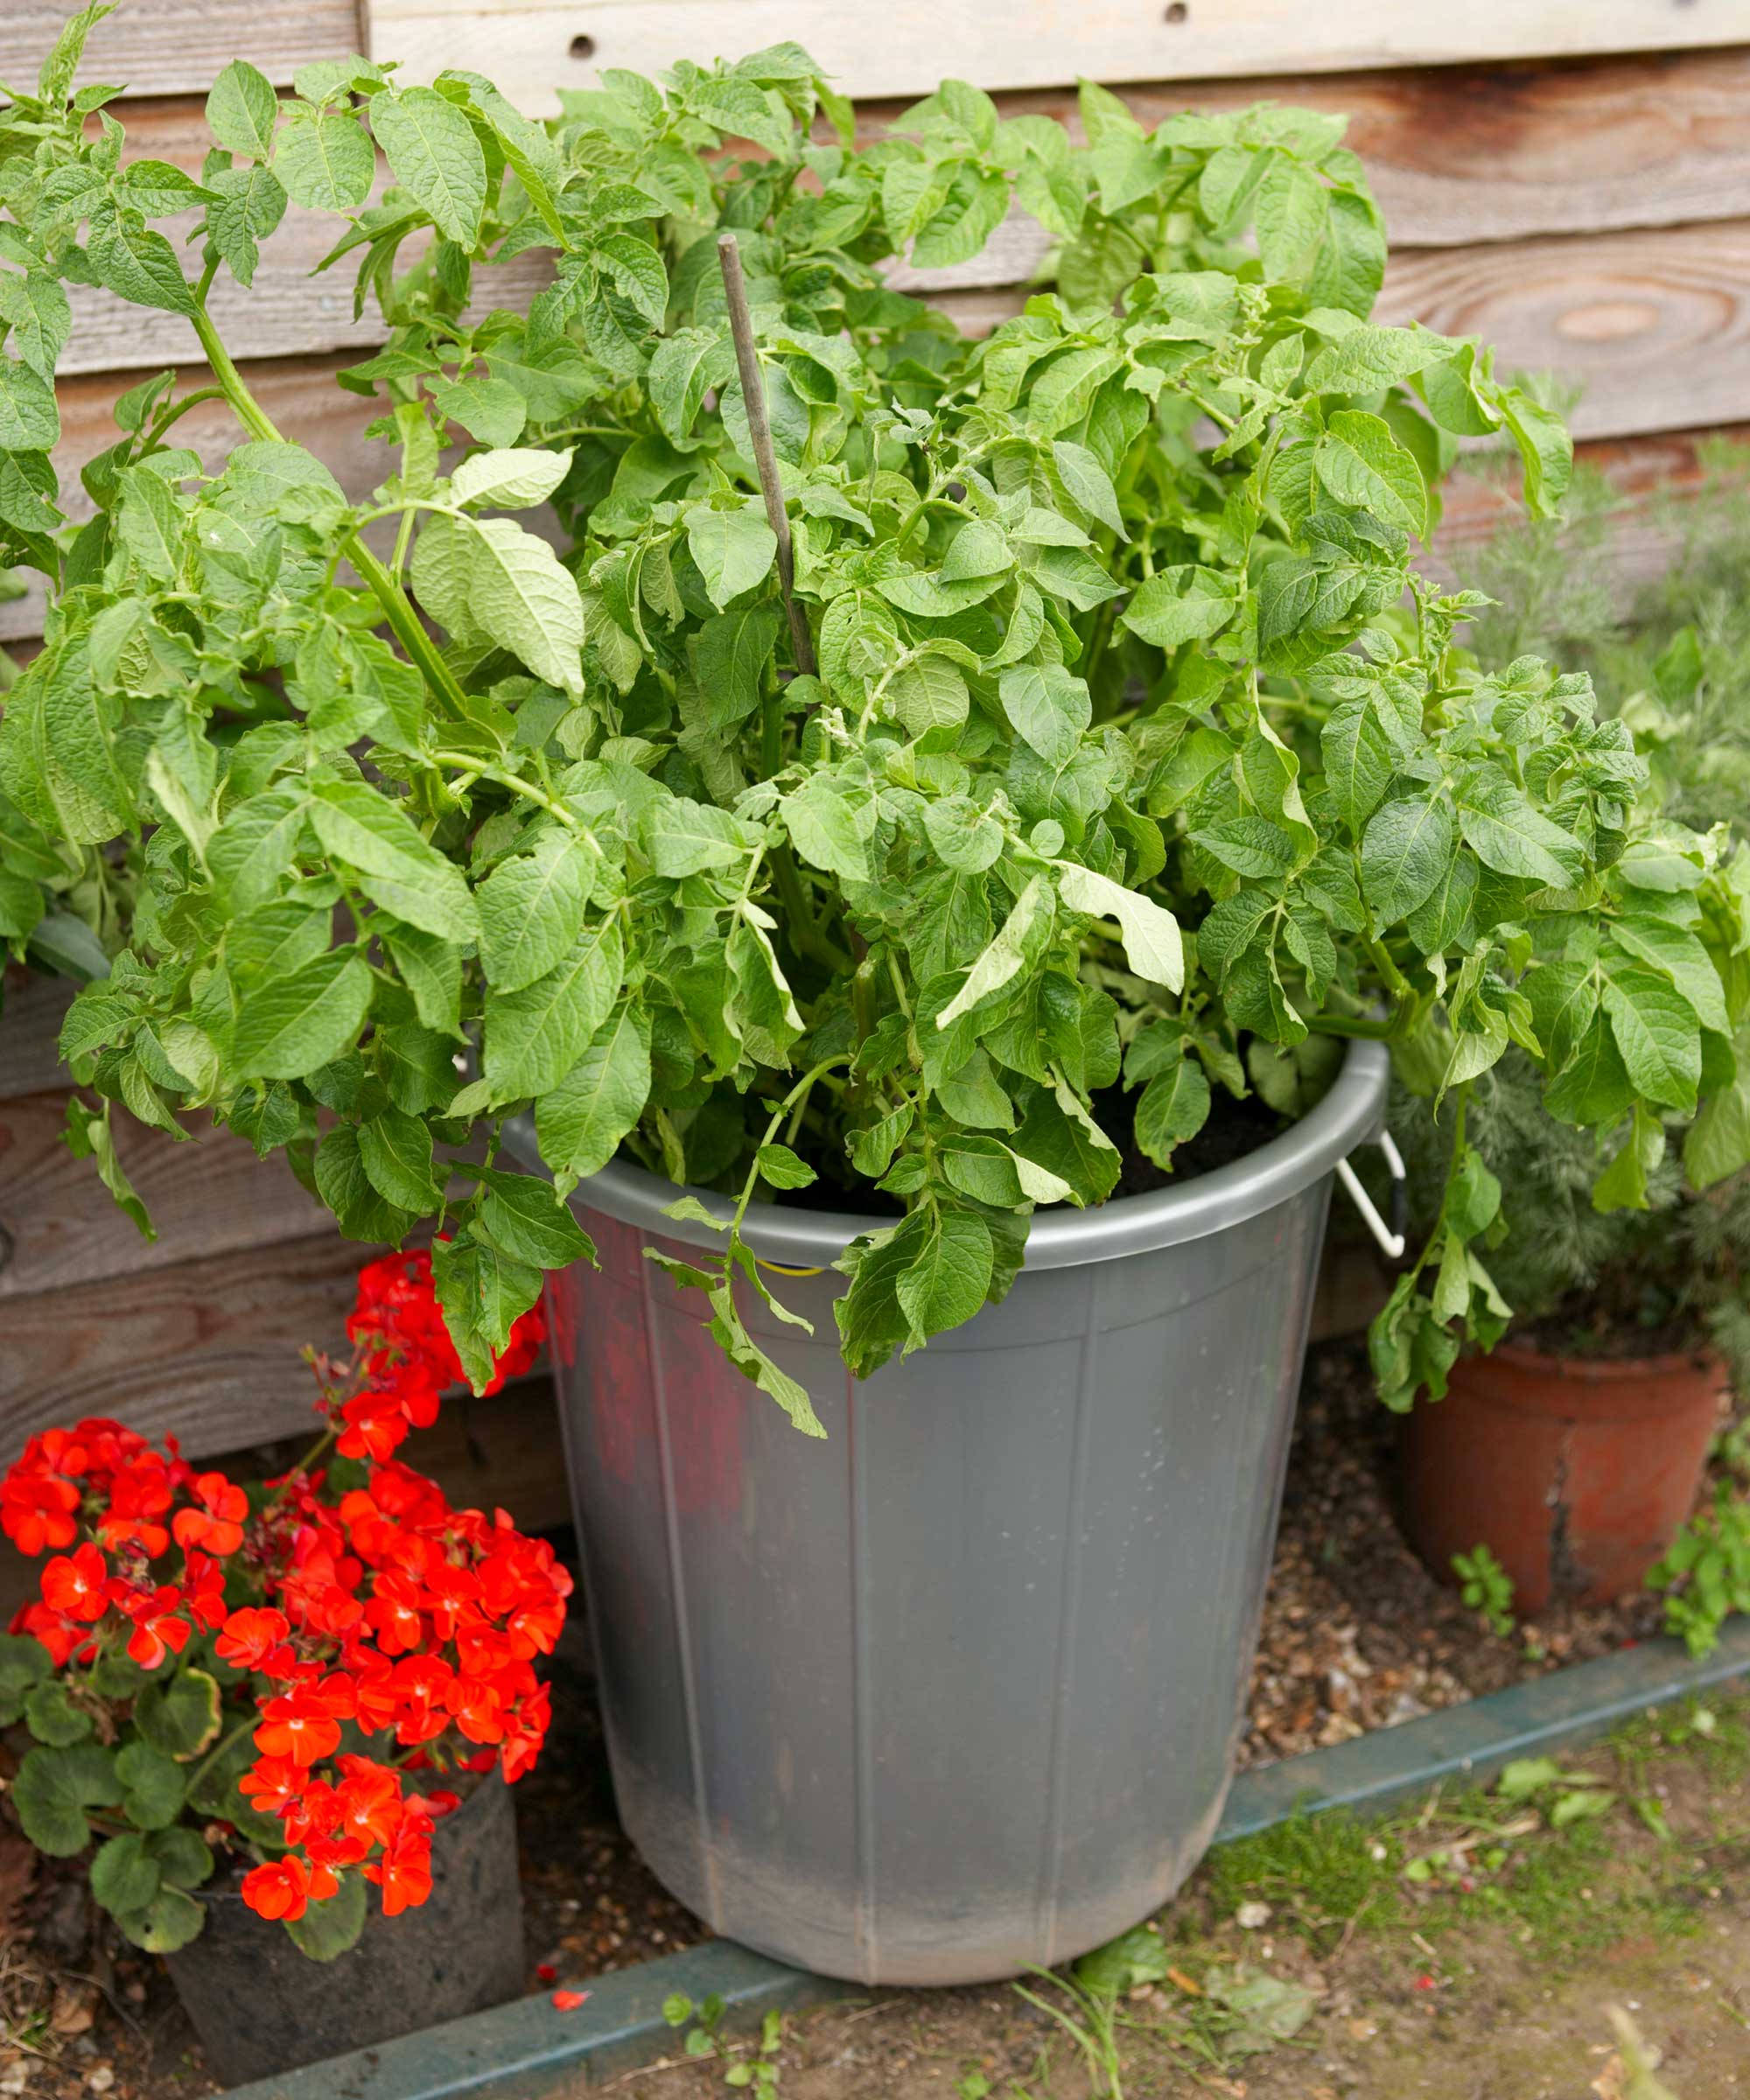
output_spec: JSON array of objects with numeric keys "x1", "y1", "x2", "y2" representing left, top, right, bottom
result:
[{"x1": 716, "y1": 230, "x2": 816, "y2": 678}]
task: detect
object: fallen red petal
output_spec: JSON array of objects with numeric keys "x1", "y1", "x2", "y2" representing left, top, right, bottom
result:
[{"x1": 551, "y1": 1989, "x2": 591, "y2": 2012}]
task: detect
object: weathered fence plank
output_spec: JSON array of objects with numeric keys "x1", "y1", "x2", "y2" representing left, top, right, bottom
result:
[
  {"x1": 0, "y1": 971, "x2": 75, "y2": 1102},
  {"x1": 368, "y1": 0, "x2": 1750, "y2": 109},
  {"x1": 0, "y1": 1091, "x2": 332, "y2": 1300},
  {"x1": 1, "y1": 0, "x2": 363, "y2": 96},
  {"x1": 0, "y1": 1231, "x2": 386, "y2": 1453}
]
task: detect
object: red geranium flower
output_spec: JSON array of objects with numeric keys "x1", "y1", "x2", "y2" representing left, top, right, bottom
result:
[
  {"x1": 1, "y1": 1463, "x2": 81, "y2": 1556},
  {"x1": 337, "y1": 1252, "x2": 546, "y2": 1460},
  {"x1": 500, "y1": 1684, "x2": 553, "y2": 1784},
  {"x1": 363, "y1": 1818, "x2": 433, "y2": 1917},
  {"x1": 241, "y1": 1754, "x2": 304, "y2": 1822},
  {"x1": 182, "y1": 1550, "x2": 230, "y2": 1632},
  {"x1": 387, "y1": 1656, "x2": 454, "y2": 1746},
  {"x1": 172, "y1": 1472, "x2": 248, "y2": 1557},
  {"x1": 112, "y1": 1584, "x2": 192, "y2": 1670},
  {"x1": 363, "y1": 1571, "x2": 425, "y2": 1656},
  {"x1": 40, "y1": 1543, "x2": 108, "y2": 1623},
  {"x1": 335, "y1": 1757, "x2": 405, "y2": 1852},
  {"x1": 281, "y1": 1776, "x2": 343, "y2": 1848},
  {"x1": 255, "y1": 1684, "x2": 346, "y2": 1768},
  {"x1": 14, "y1": 1600, "x2": 92, "y2": 1669},
  {"x1": 216, "y1": 1606, "x2": 293, "y2": 1674},
  {"x1": 98, "y1": 1457, "x2": 174, "y2": 1558},
  {"x1": 4, "y1": 1258, "x2": 565, "y2": 1946},
  {"x1": 241, "y1": 1854, "x2": 340, "y2": 1923}
]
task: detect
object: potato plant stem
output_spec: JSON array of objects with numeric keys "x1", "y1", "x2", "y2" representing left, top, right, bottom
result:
[
  {"x1": 717, "y1": 231, "x2": 816, "y2": 681},
  {"x1": 1306, "y1": 1012, "x2": 1396, "y2": 1040},
  {"x1": 732, "y1": 1055, "x2": 851, "y2": 1234},
  {"x1": 190, "y1": 276, "x2": 478, "y2": 724}
]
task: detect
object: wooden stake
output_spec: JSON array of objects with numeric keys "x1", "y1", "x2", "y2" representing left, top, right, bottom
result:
[{"x1": 716, "y1": 231, "x2": 816, "y2": 677}]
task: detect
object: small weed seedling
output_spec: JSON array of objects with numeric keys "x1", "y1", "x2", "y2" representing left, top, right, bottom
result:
[
  {"x1": 661, "y1": 1994, "x2": 784, "y2": 2091},
  {"x1": 1495, "y1": 1755, "x2": 1615, "y2": 1830},
  {"x1": 1452, "y1": 1543, "x2": 1516, "y2": 1637},
  {"x1": 1013, "y1": 1963, "x2": 1128, "y2": 2100},
  {"x1": 1015, "y1": 1924, "x2": 1317, "y2": 2095}
]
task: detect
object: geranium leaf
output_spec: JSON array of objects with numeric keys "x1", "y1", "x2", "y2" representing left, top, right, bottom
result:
[
  {"x1": 133, "y1": 1669, "x2": 222, "y2": 1761},
  {"x1": 284, "y1": 1872, "x2": 367, "y2": 1961},
  {"x1": 11, "y1": 1745, "x2": 121, "y2": 1856}
]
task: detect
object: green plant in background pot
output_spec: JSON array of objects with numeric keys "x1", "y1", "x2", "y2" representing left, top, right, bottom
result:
[
  {"x1": 8, "y1": 2, "x2": 1750, "y2": 1986},
  {"x1": 1399, "y1": 1054, "x2": 1750, "y2": 1382},
  {"x1": 1461, "y1": 436, "x2": 1750, "y2": 851},
  {"x1": 1394, "y1": 452, "x2": 1750, "y2": 1622},
  {"x1": 1396, "y1": 1046, "x2": 1749, "y2": 1612}
]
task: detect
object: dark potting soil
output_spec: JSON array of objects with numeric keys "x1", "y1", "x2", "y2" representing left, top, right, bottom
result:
[
  {"x1": 758, "y1": 1071, "x2": 1290, "y2": 1222},
  {"x1": 1096, "y1": 1077, "x2": 1288, "y2": 1200},
  {"x1": 0, "y1": 1340, "x2": 1711, "y2": 2097}
]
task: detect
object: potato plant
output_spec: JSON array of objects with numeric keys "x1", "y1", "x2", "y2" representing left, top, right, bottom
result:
[{"x1": 3, "y1": 5, "x2": 1747, "y2": 1420}]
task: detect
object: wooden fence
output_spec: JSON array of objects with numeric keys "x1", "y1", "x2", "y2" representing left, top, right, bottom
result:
[{"x1": 2, "y1": 1, "x2": 1747, "y2": 1474}]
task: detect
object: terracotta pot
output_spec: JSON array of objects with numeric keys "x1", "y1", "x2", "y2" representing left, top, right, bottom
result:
[
  {"x1": 164, "y1": 1774, "x2": 523, "y2": 2086},
  {"x1": 1397, "y1": 1340, "x2": 1726, "y2": 1612}
]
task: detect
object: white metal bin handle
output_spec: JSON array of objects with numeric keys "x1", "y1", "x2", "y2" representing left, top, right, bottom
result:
[{"x1": 1335, "y1": 1129, "x2": 1407, "y2": 1260}]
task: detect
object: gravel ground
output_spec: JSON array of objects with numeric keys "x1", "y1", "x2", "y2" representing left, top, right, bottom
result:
[{"x1": 1240, "y1": 1338, "x2": 1669, "y2": 1768}]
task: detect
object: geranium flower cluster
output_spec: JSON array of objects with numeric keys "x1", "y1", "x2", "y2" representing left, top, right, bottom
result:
[
  {"x1": 2, "y1": 1261, "x2": 565, "y2": 1933},
  {"x1": 337, "y1": 1250, "x2": 545, "y2": 1463}
]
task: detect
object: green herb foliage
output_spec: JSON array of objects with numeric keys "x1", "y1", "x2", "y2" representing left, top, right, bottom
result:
[{"x1": 4, "y1": 9, "x2": 1749, "y2": 1410}]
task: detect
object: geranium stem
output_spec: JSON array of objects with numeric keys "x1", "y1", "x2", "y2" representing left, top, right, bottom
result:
[
  {"x1": 186, "y1": 1712, "x2": 258, "y2": 1798},
  {"x1": 264, "y1": 1425, "x2": 339, "y2": 1514}
]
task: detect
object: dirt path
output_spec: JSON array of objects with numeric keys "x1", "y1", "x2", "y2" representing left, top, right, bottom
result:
[{"x1": 584, "y1": 1699, "x2": 1750, "y2": 2100}]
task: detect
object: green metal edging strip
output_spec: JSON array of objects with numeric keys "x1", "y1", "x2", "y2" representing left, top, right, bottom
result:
[
  {"x1": 226, "y1": 1624, "x2": 1750, "y2": 2098},
  {"x1": 225, "y1": 1941, "x2": 840, "y2": 2100}
]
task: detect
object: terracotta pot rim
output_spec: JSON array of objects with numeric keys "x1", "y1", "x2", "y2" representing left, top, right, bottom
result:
[{"x1": 1484, "y1": 1337, "x2": 1724, "y2": 1383}]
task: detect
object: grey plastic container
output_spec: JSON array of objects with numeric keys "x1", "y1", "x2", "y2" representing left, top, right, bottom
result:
[{"x1": 530, "y1": 1040, "x2": 1389, "y2": 1986}]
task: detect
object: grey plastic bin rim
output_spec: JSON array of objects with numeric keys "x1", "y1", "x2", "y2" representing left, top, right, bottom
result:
[{"x1": 517, "y1": 1038, "x2": 1390, "y2": 1276}]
